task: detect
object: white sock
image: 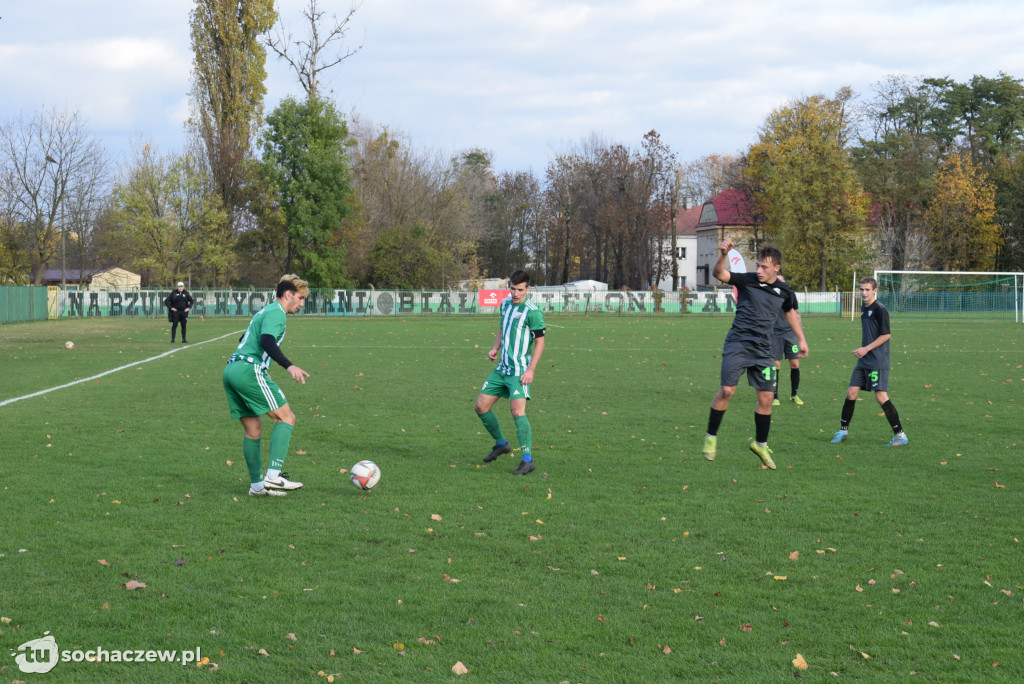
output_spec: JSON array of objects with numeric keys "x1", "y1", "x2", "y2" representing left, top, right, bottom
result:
[
  {"x1": 251, "y1": 481, "x2": 265, "y2": 492},
  {"x1": 266, "y1": 469, "x2": 281, "y2": 481}
]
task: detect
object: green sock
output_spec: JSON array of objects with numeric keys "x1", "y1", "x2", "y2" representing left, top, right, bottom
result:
[
  {"x1": 268, "y1": 422, "x2": 294, "y2": 473},
  {"x1": 478, "y1": 410, "x2": 505, "y2": 443},
  {"x1": 514, "y1": 415, "x2": 532, "y2": 462},
  {"x1": 243, "y1": 437, "x2": 263, "y2": 485}
]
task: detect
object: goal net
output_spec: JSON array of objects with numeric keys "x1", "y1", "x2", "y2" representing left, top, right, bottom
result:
[{"x1": 873, "y1": 270, "x2": 1024, "y2": 321}]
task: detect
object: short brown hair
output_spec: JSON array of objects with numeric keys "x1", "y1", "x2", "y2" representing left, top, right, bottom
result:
[
  {"x1": 757, "y1": 244, "x2": 782, "y2": 266},
  {"x1": 859, "y1": 277, "x2": 878, "y2": 289}
]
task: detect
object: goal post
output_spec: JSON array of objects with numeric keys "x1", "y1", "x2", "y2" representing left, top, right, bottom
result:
[{"x1": 873, "y1": 270, "x2": 1024, "y2": 322}]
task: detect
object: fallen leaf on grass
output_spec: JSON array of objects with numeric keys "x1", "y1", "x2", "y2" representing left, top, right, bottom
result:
[
  {"x1": 97, "y1": 559, "x2": 109, "y2": 566},
  {"x1": 740, "y1": 623, "x2": 752, "y2": 632},
  {"x1": 793, "y1": 653, "x2": 808, "y2": 670},
  {"x1": 122, "y1": 580, "x2": 146, "y2": 590},
  {"x1": 431, "y1": 514, "x2": 443, "y2": 521},
  {"x1": 258, "y1": 648, "x2": 270, "y2": 656},
  {"x1": 452, "y1": 661, "x2": 468, "y2": 675},
  {"x1": 393, "y1": 643, "x2": 404, "y2": 651},
  {"x1": 994, "y1": 482, "x2": 1006, "y2": 488},
  {"x1": 929, "y1": 621, "x2": 940, "y2": 628},
  {"x1": 443, "y1": 574, "x2": 460, "y2": 583},
  {"x1": 352, "y1": 648, "x2": 364, "y2": 654},
  {"x1": 789, "y1": 551, "x2": 799, "y2": 561},
  {"x1": 286, "y1": 633, "x2": 297, "y2": 641}
]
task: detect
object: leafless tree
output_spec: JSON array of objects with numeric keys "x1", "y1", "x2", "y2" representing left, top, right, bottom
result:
[
  {"x1": 678, "y1": 153, "x2": 742, "y2": 205},
  {"x1": 266, "y1": 0, "x2": 364, "y2": 101},
  {"x1": 0, "y1": 107, "x2": 107, "y2": 285}
]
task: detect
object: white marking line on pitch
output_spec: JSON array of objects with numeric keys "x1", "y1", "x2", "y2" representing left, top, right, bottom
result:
[{"x1": 0, "y1": 330, "x2": 244, "y2": 409}]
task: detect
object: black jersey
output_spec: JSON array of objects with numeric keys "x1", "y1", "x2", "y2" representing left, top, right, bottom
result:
[
  {"x1": 857, "y1": 299, "x2": 891, "y2": 370},
  {"x1": 724, "y1": 272, "x2": 795, "y2": 356}
]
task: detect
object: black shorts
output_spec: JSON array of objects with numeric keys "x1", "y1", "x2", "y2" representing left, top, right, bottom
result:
[
  {"x1": 721, "y1": 339, "x2": 777, "y2": 391},
  {"x1": 850, "y1": 367, "x2": 889, "y2": 392},
  {"x1": 771, "y1": 333, "x2": 800, "y2": 361}
]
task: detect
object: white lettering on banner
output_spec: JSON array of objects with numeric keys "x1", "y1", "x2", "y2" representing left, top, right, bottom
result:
[{"x1": 53, "y1": 289, "x2": 842, "y2": 317}]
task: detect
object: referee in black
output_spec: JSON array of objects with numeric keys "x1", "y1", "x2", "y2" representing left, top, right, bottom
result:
[{"x1": 164, "y1": 281, "x2": 194, "y2": 344}]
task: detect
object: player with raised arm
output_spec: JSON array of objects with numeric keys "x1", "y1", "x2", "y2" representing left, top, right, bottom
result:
[
  {"x1": 831, "y1": 277, "x2": 908, "y2": 446},
  {"x1": 223, "y1": 274, "x2": 311, "y2": 496},
  {"x1": 474, "y1": 269, "x2": 546, "y2": 475},
  {"x1": 702, "y1": 240, "x2": 808, "y2": 469}
]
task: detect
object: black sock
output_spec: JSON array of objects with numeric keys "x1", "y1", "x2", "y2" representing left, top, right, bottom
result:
[
  {"x1": 181, "y1": 321, "x2": 188, "y2": 340},
  {"x1": 754, "y1": 411, "x2": 771, "y2": 443},
  {"x1": 840, "y1": 398, "x2": 856, "y2": 430},
  {"x1": 790, "y1": 368, "x2": 800, "y2": 395},
  {"x1": 881, "y1": 400, "x2": 902, "y2": 434},
  {"x1": 707, "y1": 408, "x2": 725, "y2": 436}
]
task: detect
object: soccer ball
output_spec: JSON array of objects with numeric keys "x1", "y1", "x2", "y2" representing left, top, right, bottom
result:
[
  {"x1": 350, "y1": 460, "x2": 381, "y2": 490},
  {"x1": 65, "y1": 340, "x2": 74, "y2": 350}
]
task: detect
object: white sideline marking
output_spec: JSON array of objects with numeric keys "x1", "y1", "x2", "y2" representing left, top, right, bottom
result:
[{"x1": 0, "y1": 331, "x2": 244, "y2": 409}]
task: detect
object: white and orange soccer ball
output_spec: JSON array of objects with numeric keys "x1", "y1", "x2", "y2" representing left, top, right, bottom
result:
[
  {"x1": 64, "y1": 340, "x2": 74, "y2": 350},
  {"x1": 350, "y1": 460, "x2": 381, "y2": 490}
]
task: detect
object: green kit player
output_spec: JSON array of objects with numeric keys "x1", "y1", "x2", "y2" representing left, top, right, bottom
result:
[
  {"x1": 474, "y1": 269, "x2": 546, "y2": 475},
  {"x1": 223, "y1": 274, "x2": 310, "y2": 496}
]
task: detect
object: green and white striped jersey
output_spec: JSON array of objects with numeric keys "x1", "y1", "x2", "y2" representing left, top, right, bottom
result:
[
  {"x1": 495, "y1": 296, "x2": 545, "y2": 376},
  {"x1": 232, "y1": 301, "x2": 287, "y2": 371}
]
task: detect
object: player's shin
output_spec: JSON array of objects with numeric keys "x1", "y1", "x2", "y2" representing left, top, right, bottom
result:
[
  {"x1": 514, "y1": 415, "x2": 532, "y2": 462},
  {"x1": 267, "y1": 422, "x2": 293, "y2": 478},
  {"x1": 243, "y1": 437, "x2": 263, "y2": 485}
]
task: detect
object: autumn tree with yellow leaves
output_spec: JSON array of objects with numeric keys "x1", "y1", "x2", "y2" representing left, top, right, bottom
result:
[
  {"x1": 745, "y1": 89, "x2": 871, "y2": 290},
  {"x1": 923, "y1": 154, "x2": 1002, "y2": 270}
]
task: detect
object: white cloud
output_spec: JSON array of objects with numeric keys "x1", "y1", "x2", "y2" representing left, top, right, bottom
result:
[{"x1": 5, "y1": 0, "x2": 1024, "y2": 171}]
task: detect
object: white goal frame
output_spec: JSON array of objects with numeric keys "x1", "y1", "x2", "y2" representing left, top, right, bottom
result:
[{"x1": 873, "y1": 270, "x2": 1024, "y2": 323}]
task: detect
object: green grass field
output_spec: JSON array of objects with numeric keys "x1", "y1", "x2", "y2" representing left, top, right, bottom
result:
[{"x1": 1, "y1": 313, "x2": 1022, "y2": 682}]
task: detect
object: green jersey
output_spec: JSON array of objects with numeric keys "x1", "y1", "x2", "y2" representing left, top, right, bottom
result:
[
  {"x1": 496, "y1": 296, "x2": 545, "y2": 376},
  {"x1": 232, "y1": 301, "x2": 287, "y2": 372}
]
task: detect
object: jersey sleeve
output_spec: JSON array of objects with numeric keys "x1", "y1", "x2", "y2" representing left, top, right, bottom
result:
[
  {"x1": 783, "y1": 288, "x2": 798, "y2": 312},
  {"x1": 875, "y1": 305, "x2": 891, "y2": 337},
  {"x1": 527, "y1": 307, "x2": 545, "y2": 331}
]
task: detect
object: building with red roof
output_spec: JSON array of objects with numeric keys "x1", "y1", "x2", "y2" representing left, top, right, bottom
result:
[{"x1": 693, "y1": 189, "x2": 761, "y2": 287}]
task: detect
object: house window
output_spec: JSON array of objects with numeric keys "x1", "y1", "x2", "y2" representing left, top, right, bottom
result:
[
  {"x1": 675, "y1": 246, "x2": 686, "y2": 260},
  {"x1": 680, "y1": 276, "x2": 686, "y2": 287}
]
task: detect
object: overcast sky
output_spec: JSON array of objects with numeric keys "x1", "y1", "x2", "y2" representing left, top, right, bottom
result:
[{"x1": 4, "y1": 0, "x2": 1024, "y2": 174}]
